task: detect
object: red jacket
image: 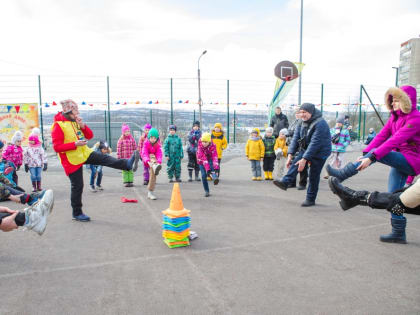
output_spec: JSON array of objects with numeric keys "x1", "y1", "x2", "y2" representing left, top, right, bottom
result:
[{"x1": 51, "y1": 112, "x2": 94, "y2": 175}]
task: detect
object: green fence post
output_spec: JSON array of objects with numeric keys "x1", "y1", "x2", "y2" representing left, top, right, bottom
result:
[
  {"x1": 170, "y1": 78, "x2": 174, "y2": 124},
  {"x1": 358, "y1": 85, "x2": 362, "y2": 142},
  {"x1": 150, "y1": 109, "x2": 152, "y2": 125},
  {"x1": 336, "y1": 111, "x2": 338, "y2": 119},
  {"x1": 233, "y1": 110, "x2": 236, "y2": 144},
  {"x1": 227, "y1": 79, "x2": 230, "y2": 143},
  {"x1": 104, "y1": 111, "x2": 108, "y2": 143},
  {"x1": 37, "y1": 75, "x2": 45, "y2": 147},
  {"x1": 362, "y1": 110, "x2": 366, "y2": 141},
  {"x1": 193, "y1": 110, "x2": 196, "y2": 123},
  {"x1": 106, "y1": 76, "x2": 112, "y2": 147},
  {"x1": 321, "y1": 83, "x2": 324, "y2": 114}
]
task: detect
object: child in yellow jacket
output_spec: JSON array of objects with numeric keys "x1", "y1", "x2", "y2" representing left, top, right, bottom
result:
[
  {"x1": 274, "y1": 128, "x2": 289, "y2": 179},
  {"x1": 211, "y1": 123, "x2": 228, "y2": 178},
  {"x1": 245, "y1": 128, "x2": 265, "y2": 181}
]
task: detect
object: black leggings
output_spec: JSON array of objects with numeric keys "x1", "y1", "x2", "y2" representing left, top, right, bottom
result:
[
  {"x1": 368, "y1": 191, "x2": 420, "y2": 214},
  {"x1": 69, "y1": 151, "x2": 129, "y2": 216}
]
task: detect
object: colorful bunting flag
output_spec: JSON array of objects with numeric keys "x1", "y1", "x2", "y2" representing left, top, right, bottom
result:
[{"x1": 52, "y1": 101, "x2": 57, "y2": 106}]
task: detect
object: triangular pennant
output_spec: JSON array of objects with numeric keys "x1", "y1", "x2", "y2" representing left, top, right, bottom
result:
[
  {"x1": 81, "y1": 101, "x2": 86, "y2": 105},
  {"x1": 148, "y1": 101, "x2": 152, "y2": 104},
  {"x1": 52, "y1": 101, "x2": 57, "y2": 106},
  {"x1": 30, "y1": 105, "x2": 35, "y2": 111},
  {"x1": 15, "y1": 105, "x2": 20, "y2": 113},
  {"x1": 7, "y1": 105, "x2": 12, "y2": 112}
]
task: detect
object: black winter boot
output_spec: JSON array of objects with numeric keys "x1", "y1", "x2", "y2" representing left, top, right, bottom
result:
[
  {"x1": 195, "y1": 169, "x2": 201, "y2": 181},
  {"x1": 188, "y1": 170, "x2": 193, "y2": 182},
  {"x1": 380, "y1": 217, "x2": 407, "y2": 244},
  {"x1": 328, "y1": 177, "x2": 369, "y2": 211},
  {"x1": 326, "y1": 162, "x2": 358, "y2": 182}
]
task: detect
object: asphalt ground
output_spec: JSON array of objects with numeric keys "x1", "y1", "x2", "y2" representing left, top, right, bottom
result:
[{"x1": 1, "y1": 151, "x2": 419, "y2": 315}]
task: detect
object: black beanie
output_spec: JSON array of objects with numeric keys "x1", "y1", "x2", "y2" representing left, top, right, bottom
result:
[
  {"x1": 193, "y1": 120, "x2": 200, "y2": 127},
  {"x1": 300, "y1": 103, "x2": 315, "y2": 115}
]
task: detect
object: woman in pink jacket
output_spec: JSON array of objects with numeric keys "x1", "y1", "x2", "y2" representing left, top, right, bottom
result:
[
  {"x1": 327, "y1": 85, "x2": 420, "y2": 244},
  {"x1": 196, "y1": 132, "x2": 219, "y2": 197},
  {"x1": 141, "y1": 128, "x2": 162, "y2": 200}
]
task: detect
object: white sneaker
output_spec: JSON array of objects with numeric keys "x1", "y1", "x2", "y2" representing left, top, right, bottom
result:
[
  {"x1": 152, "y1": 164, "x2": 162, "y2": 176},
  {"x1": 39, "y1": 190, "x2": 54, "y2": 216},
  {"x1": 90, "y1": 186, "x2": 97, "y2": 192},
  {"x1": 23, "y1": 190, "x2": 53, "y2": 236},
  {"x1": 96, "y1": 185, "x2": 104, "y2": 191},
  {"x1": 147, "y1": 191, "x2": 157, "y2": 200}
]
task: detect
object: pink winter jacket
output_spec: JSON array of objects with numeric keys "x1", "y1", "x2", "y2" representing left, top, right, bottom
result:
[
  {"x1": 2, "y1": 144, "x2": 23, "y2": 167},
  {"x1": 196, "y1": 139, "x2": 219, "y2": 172},
  {"x1": 117, "y1": 135, "x2": 137, "y2": 159},
  {"x1": 364, "y1": 85, "x2": 420, "y2": 175},
  {"x1": 141, "y1": 139, "x2": 162, "y2": 166}
]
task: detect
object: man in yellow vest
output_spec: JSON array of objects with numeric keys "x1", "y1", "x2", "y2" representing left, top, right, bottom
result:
[{"x1": 51, "y1": 99, "x2": 140, "y2": 221}]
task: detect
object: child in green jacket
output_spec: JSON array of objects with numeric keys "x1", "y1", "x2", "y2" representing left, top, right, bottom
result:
[{"x1": 164, "y1": 125, "x2": 184, "y2": 182}]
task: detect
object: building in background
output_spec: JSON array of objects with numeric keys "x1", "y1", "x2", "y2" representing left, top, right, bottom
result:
[{"x1": 398, "y1": 37, "x2": 420, "y2": 106}]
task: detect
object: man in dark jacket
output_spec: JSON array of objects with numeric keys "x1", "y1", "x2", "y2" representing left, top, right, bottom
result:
[
  {"x1": 273, "y1": 103, "x2": 331, "y2": 207},
  {"x1": 270, "y1": 106, "x2": 289, "y2": 138}
]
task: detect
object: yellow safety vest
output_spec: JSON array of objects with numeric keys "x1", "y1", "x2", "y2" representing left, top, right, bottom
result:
[{"x1": 53, "y1": 121, "x2": 93, "y2": 165}]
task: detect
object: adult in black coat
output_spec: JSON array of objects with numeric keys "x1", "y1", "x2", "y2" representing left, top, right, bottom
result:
[
  {"x1": 270, "y1": 106, "x2": 289, "y2": 138},
  {"x1": 273, "y1": 103, "x2": 331, "y2": 207}
]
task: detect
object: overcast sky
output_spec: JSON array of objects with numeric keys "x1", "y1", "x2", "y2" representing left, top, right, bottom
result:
[{"x1": 1, "y1": 0, "x2": 419, "y2": 105}]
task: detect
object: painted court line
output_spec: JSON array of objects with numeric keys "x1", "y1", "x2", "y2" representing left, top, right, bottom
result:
[{"x1": 2, "y1": 217, "x2": 419, "y2": 280}]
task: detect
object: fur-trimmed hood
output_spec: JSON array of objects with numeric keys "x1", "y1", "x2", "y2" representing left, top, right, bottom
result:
[{"x1": 384, "y1": 85, "x2": 417, "y2": 114}]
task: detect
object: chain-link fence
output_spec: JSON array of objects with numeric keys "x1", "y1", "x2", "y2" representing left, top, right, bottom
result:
[{"x1": 0, "y1": 74, "x2": 404, "y2": 147}]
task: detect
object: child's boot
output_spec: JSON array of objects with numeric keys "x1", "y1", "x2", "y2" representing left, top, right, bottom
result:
[
  {"x1": 252, "y1": 177, "x2": 257, "y2": 181},
  {"x1": 257, "y1": 176, "x2": 263, "y2": 181},
  {"x1": 36, "y1": 181, "x2": 42, "y2": 191},
  {"x1": 169, "y1": 178, "x2": 174, "y2": 183},
  {"x1": 176, "y1": 178, "x2": 182, "y2": 183},
  {"x1": 152, "y1": 164, "x2": 162, "y2": 176},
  {"x1": 147, "y1": 191, "x2": 157, "y2": 200},
  {"x1": 188, "y1": 170, "x2": 193, "y2": 182},
  {"x1": 269, "y1": 172, "x2": 273, "y2": 180},
  {"x1": 32, "y1": 181, "x2": 37, "y2": 192},
  {"x1": 195, "y1": 169, "x2": 201, "y2": 181},
  {"x1": 264, "y1": 171, "x2": 269, "y2": 180}
]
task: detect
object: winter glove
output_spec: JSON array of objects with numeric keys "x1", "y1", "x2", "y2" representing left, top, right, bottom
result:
[
  {"x1": 25, "y1": 164, "x2": 29, "y2": 173},
  {"x1": 43, "y1": 163, "x2": 48, "y2": 171}
]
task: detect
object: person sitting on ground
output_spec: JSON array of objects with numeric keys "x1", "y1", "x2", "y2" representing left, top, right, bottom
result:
[
  {"x1": 0, "y1": 142, "x2": 21, "y2": 191},
  {"x1": 245, "y1": 128, "x2": 265, "y2": 181},
  {"x1": 270, "y1": 106, "x2": 289, "y2": 138},
  {"x1": 51, "y1": 99, "x2": 140, "y2": 222},
  {"x1": 0, "y1": 178, "x2": 45, "y2": 206},
  {"x1": 0, "y1": 189, "x2": 54, "y2": 234},
  {"x1": 329, "y1": 176, "x2": 419, "y2": 244},
  {"x1": 141, "y1": 128, "x2": 162, "y2": 200},
  {"x1": 273, "y1": 103, "x2": 331, "y2": 207},
  {"x1": 326, "y1": 86, "x2": 420, "y2": 242},
  {"x1": 196, "y1": 132, "x2": 219, "y2": 197},
  {"x1": 364, "y1": 128, "x2": 376, "y2": 145}
]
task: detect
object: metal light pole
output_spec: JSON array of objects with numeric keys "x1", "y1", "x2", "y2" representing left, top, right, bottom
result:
[
  {"x1": 197, "y1": 50, "x2": 207, "y2": 127},
  {"x1": 392, "y1": 66, "x2": 399, "y2": 87},
  {"x1": 298, "y1": 0, "x2": 303, "y2": 105}
]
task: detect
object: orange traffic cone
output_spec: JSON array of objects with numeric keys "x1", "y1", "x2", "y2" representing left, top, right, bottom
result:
[{"x1": 162, "y1": 183, "x2": 190, "y2": 218}]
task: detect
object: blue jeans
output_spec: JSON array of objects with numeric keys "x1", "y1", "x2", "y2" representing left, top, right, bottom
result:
[
  {"x1": 361, "y1": 151, "x2": 414, "y2": 193},
  {"x1": 282, "y1": 152, "x2": 327, "y2": 202},
  {"x1": 199, "y1": 160, "x2": 215, "y2": 193},
  {"x1": 89, "y1": 165, "x2": 103, "y2": 187},
  {"x1": 29, "y1": 167, "x2": 42, "y2": 182},
  {"x1": 250, "y1": 160, "x2": 262, "y2": 177}
]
